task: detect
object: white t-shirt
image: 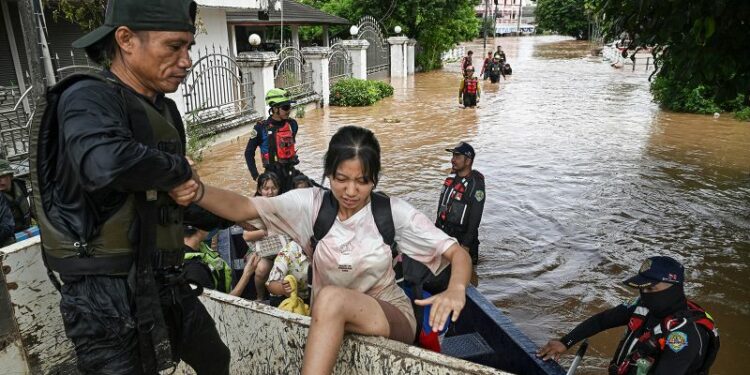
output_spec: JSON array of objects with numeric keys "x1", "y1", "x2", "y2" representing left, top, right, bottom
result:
[{"x1": 251, "y1": 187, "x2": 457, "y2": 332}]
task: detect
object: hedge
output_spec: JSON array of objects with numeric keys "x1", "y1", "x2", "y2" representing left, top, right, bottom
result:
[{"x1": 330, "y1": 78, "x2": 394, "y2": 107}]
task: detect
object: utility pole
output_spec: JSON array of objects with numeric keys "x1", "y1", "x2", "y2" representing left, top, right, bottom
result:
[
  {"x1": 517, "y1": 0, "x2": 522, "y2": 35},
  {"x1": 482, "y1": 0, "x2": 489, "y2": 56}
]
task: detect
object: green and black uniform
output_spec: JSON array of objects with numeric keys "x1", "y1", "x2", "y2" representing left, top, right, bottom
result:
[
  {"x1": 2, "y1": 179, "x2": 31, "y2": 232},
  {"x1": 436, "y1": 170, "x2": 485, "y2": 265},
  {"x1": 33, "y1": 70, "x2": 229, "y2": 374}
]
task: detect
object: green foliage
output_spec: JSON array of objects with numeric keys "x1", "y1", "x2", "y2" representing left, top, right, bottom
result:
[
  {"x1": 47, "y1": 0, "x2": 105, "y2": 31},
  {"x1": 535, "y1": 0, "x2": 590, "y2": 39},
  {"x1": 300, "y1": 0, "x2": 480, "y2": 71},
  {"x1": 734, "y1": 107, "x2": 750, "y2": 122},
  {"x1": 184, "y1": 111, "x2": 215, "y2": 163},
  {"x1": 329, "y1": 78, "x2": 393, "y2": 106},
  {"x1": 598, "y1": 0, "x2": 750, "y2": 117}
]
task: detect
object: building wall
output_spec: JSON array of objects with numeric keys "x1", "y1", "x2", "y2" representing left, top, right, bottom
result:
[{"x1": 0, "y1": 1, "x2": 29, "y2": 87}]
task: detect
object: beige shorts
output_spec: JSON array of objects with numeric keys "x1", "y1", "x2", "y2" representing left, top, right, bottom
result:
[{"x1": 375, "y1": 299, "x2": 416, "y2": 344}]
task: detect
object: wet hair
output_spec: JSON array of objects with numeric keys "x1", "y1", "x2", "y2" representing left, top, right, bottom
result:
[
  {"x1": 324, "y1": 126, "x2": 381, "y2": 187},
  {"x1": 255, "y1": 171, "x2": 281, "y2": 196},
  {"x1": 467, "y1": 50, "x2": 473, "y2": 55},
  {"x1": 292, "y1": 174, "x2": 312, "y2": 188}
]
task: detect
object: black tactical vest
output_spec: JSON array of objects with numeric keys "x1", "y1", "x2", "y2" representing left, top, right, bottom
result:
[{"x1": 29, "y1": 73, "x2": 185, "y2": 276}]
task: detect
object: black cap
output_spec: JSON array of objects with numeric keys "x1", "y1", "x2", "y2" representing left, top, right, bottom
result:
[
  {"x1": 72, "y1": 0, "x2": 197, "y2": 49},
  {"x1": 623, "y1": 256, "x2": 685, "y2": 288},
  {"x1": 445, "y1": 142, "x2": 475, "y2": 159}
]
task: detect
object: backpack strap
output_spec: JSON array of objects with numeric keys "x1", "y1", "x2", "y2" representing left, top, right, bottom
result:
[{"x1": 370, "y1": 192, "x2": 397, "y2": 258}]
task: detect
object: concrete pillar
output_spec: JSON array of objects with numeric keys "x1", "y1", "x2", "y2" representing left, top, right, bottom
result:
[
  {"x1": 407, "y1": 39, "x2": 416, "y2": 75},
  {"x1": 302, "y1": 47, "x2": 330, "y2": 106},
  {"x1": 387, "y1": 36, "x2": 409, "y2": 78},
  {"x1": 236, "y1": 51, "x2": 279, "y2": 116},
  {"x1": 291, "y1": 25, "x2": 300, "y2": 49},
  {"x1": 342, "y1": 39, "x2": 369, "y2": 80},
  {"x1": 322, "y1": 25, "x2": 330, "y2": 47}
]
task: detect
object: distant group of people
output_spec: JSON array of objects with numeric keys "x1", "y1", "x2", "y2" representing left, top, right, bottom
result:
[
  {"x1": 458, "y1": 46, "x2": 512, "y2": 108},
  {"x1": 22, "y1": 0, "x2": 719, "y2": 374}
]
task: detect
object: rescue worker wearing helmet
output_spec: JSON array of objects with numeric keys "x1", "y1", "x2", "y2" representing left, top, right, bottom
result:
[
  {"x1": 538, "y1": 256, "x2": 720, "y2": 375},
  {"x1": 244, "y1": 88, "x2": 301, "y2": 193},
  {"x1": 458, "y1": 66, "x2": 480, "y2": 108}
]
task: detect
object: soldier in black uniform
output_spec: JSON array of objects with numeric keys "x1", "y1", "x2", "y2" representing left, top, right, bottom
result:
[
  {"x1": 30, "y1": 1, "x2": 230, "y2": 374},
  {"x1": 436, "y1": 142, "x2": 485, "y2": 265},
  {"x1": 0, "y1": 159, "x2": 32, "y2": 233},
  {"x1": 538, "y1": 256, "x2": 720, "y2": 375}
]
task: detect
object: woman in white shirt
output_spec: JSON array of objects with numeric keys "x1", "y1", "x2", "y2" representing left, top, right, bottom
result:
[{"x1": 170, "y1": 126, "x2": 472, "y2": 375}]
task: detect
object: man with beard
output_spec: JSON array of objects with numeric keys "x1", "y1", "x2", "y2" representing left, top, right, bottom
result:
[
  {"x1": 537, "y1": 256, "x2": 720, "y2": 375},
  {"x1": 435, "y1": 142, "x2": 485, "y2": 267}
]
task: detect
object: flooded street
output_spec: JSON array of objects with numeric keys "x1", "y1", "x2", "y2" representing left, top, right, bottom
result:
[{"x1": 200, "y1": 36, "x2": 750, "y2": 374}]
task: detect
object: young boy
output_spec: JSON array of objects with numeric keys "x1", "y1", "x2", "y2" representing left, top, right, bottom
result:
[{"x1": 458, "y1": 66, "x2": 481, "y2": 108}]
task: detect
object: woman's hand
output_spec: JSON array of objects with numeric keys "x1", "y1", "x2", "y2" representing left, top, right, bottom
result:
[
  {"x1": 537, "y1": 340, "x2": 567, "y2": 361},
  {"x1": 169, "y1": 179, "x2": 199, "y2": 206},
  {"x1": 414, "y1": 285, "x2": 466, "y2": 332}
]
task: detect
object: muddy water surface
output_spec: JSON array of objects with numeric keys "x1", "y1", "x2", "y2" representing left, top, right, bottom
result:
[{"x1": 200, "y1": 36, "x2": 750, "y2": 374}]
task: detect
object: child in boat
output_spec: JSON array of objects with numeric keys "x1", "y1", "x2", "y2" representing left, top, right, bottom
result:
[
  {"x1": 243, "y1": 172, "x2": 286, "y2": 300},
  {"x1": 266, "y1": 241, "x2": 310, "y2": 307},
  {"x1": 458, "y1": 66, "x2": 480, "y2": 108}
]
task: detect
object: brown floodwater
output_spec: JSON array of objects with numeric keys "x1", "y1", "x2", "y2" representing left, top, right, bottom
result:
[{"x1": 199, "y1": 36, "x2": 750, "y2": 374}]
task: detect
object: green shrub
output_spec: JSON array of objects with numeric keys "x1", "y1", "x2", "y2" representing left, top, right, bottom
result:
[
  {"x1": 373, "y1": 80, "x2": 394, "y2": 98},
  {"x1": 329, "y1": 78, "x2": 394, "y2": 107},
  {"x1": 735, "y1": 107, "x2": 750, "y2": 121}
]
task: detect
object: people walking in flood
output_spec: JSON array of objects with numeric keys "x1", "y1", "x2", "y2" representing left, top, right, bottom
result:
[
  {"x1": 436, "y1": 142, "x2": 485, "y2": 270},
  {"x1": 29, "y1": 0, "x2": 231, "y2": 373},
  {"x1": 169, "y1": 125, "x2": 472, "y2": 375},
  {"x1": 488, "y1": 57, "x2": 506, "y2": 84},
  {"x1": 458, "y1": 66, "x2": 481, "y2": 108},
  {"x1": 461, "y1": 50, "x2": 474, "y2": 75},
  {"x1": 538, "y1": 256, "x2": 720, "y2": 375},
  {"x1": 183, "y1": 225, "x2": 260, "y2": 296},
  {"x1": 480, "y1": 51, "x2": 493, "y2": 80},
  {"x1": 245, "y1": 88, "x2": 301, "y2": 193},
  {"x1": 0, "y1": 159, "x2": 31, "y2": 234},
  {"x1": 493, "y1": 45, "x2": 506, "y2": 62}
]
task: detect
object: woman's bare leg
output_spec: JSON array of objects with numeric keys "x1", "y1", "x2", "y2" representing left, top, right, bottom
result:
[
  {"x1": 254, "y1": 258, "x2": 272, "y2": 300},
  {"x1": 301, "y1": 286, "x2": 390, "y2": 375}
]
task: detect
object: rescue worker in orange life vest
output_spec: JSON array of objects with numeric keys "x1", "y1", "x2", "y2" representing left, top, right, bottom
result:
[
  {"x1": 436, "y1": 142, "x2": 485, "y2": 266},
  {"x1": 244, "y1": 88, "x2": 301, "y2": 193},
  {"x1": 458, "y1": 66, "x2": 480, "y2": 108},
  {"x1": 538, "y1": 256, "x2": 720, "y2": 375}
]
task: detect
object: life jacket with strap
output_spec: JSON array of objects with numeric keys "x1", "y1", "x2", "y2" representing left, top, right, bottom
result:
[
  {"x1": 29, "y1": 72, "x2": 186, "y2": 275},
  {"x1": 610, "y1": 300, "x2": 720, "y2": 375},
  {"x1": 309, "y1": 189, "x2": 449, "y2": 351},
  {"x1": 437, "y1": 173, "x2": 477, "y2": 232},
  {"x1": 3, "y1": 179, "x2": 31, "y2": 232},
  {"x1": 464, "y1": 78, "x2": 478, "y2": 95},
  {"x1": 260, "y1": 119, "x2": 296, "y2": 166},
  {"x1": 491, "y1": 61, "x2": 501, "y2": 74},
  {"x1": 184, "y1": 242, "x2": 233, "y2": 294}
]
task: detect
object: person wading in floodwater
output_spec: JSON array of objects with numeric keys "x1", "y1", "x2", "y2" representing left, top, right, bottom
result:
[
  {"x1": 458, "y1": 66, "x2": 481, "y2": 108},
  {"x1": 245, "y1": 88, "x2": 302, "y2": 193}
]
